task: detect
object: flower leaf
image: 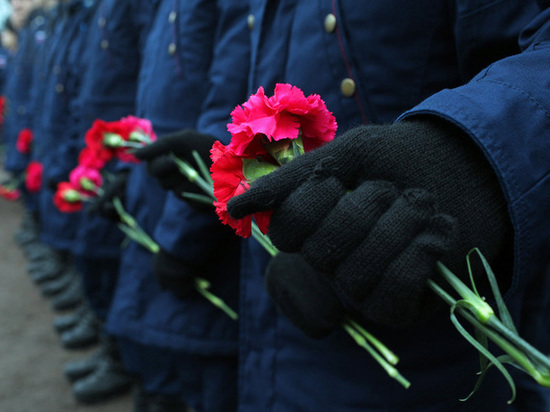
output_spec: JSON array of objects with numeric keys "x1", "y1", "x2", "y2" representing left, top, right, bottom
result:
[
  {"x1": 450, "y1": 302, "x2": 516, "y2": 404},
  {"x1": 467, "y1": 248, "x2": 517, "y2": 334},
  {"x1": 242, "y1": 158, "x2": 279, "y2": 182}
]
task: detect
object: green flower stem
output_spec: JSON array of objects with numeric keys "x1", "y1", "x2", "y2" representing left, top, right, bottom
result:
[
  {"x1": 181, "y1": 192, "x2": 215, "y2": 205},
  {"x1": 485, "y1": 316, "x2": 550, "y2": 371},
  {"x1": 113, "y1": 197, "x2": 237, "y2": 320},
  {"x1": 195, "y1": 278, "x2": 238, "y2": 320},
  {"x1": 120, "y1": 141, "x2": 147, "y2": 149},
  {"x1": 251, "y1": 222, "x2": 278, "y2": 257},
  {"x1": 435, "y1": 262, "x2": 494, "y2": 323},
  {"x1": 173, "y1": 159, "x2": 408, "y2": 385},
  {"x1": 342, "y1": 322, "x2": 411, "y2": 389},
  {"x1": 172, "y1": 155, "x2": 215, "y2": 196},
  {"x1": 428, "y1": 278, "x2": 550, "y2": 388},
  {"x1": 433, "y1": 263, "x2": 550, "y2": 370},
  {"x1": 191, "y1": 150, "x2": 214, "y2": 186},
  {"x1": 346, "y1": 317, "x2": 399, "y2": 365}
]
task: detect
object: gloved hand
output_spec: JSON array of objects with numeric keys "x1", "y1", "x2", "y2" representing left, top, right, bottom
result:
[
  {"x1": 265, "y1": 252, "x2": 346, "y2": 339},
  {"x1": 134, "y1": 129, "x2": 217, "y2": 204},
  {"x1": 152, "y1": 249, "x2": 200, "y2": 299},
  {"x1": 228, "y1": 118, "x2": 511, "y2": 326},
  {"x1": 87, "y1": 170, "x2": 130, "y2": 221}
]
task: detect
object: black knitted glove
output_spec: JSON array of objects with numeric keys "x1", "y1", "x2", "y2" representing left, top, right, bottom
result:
[
  {"x1": 153, "y1": 249, "x2": 199, "y2": 299},
  {"x1": 228, "y1": 118, "x2": 511, "y2": 326},
  {"x1": 87, "y1": 170, "x2": 129, "y2": 221},
  {"x1": 265, "y1": 252, "x2": 346, "y2": 339},
  {"x1": 134, "y1": 129, "x2": 217, "y2": 204}
]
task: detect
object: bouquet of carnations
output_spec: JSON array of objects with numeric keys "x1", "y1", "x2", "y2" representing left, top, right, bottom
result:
[
  {"x1": 52, "y1": 116, "x2": 155, "y2": 212},
  {"x1": 53, "y1": 115, "x2": 237, "y2": 321},
  {"x1": 174, "y1": 83, "x2": 550, "y2": 400}
]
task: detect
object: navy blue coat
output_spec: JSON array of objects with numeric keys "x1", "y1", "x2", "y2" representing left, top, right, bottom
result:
[
  {"x1": 238, "y1": 1, "x2": 550, "y2": 411},
  {"x1": 105, "y1": 0, "x2": 248, "y2": 357},
  {"x1": 3, "y1": 10, "x2": 47, "y2": 174},
  {"x1": 36, "y1": 0, "x2": 99, "y2": 251},
  {"x1": 70, "y1": 0, "x2": 155, "y2": 259}
]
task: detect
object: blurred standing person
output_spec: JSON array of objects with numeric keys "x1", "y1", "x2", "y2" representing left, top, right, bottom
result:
[
  {"x1": 92, "y1": 0, "x2": 249, "y2": 410},
  {"x1": 57, "y1": 0, "x2": 157, "y2": 405},
  {"x1": 31, "y1": 0, "x2": 100, "y2": 317}
]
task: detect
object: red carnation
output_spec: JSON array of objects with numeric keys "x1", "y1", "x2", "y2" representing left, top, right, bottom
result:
[
  {"x1": 0, "y1": 96, "x2": 6, "y2": 125},
  {"x1": 84, "y1": 120, "x2": 122, "y2": 163},
  {"x1": 0, "y1": 184, "x2": 20, "y2": 201},
  {"x1": 78, "y1": 146, "x2": 108, "y2": 169},
  {"x1": 212, "y1": 84, "x2": 337, "y2": 238},
  {"x1": 16, "y1": 129, "x2": 34, "y2": 154},
  {"x1": 210, "y1": 141, "x2": 272, "y2": 238},
  {"x1": 84, "y1": 116, "x2": 156, "y2": 164},
  {"x1": 25, "y1": 161, "x2": 43, "y2": 193},
  {"x1": 53, "y1": 182, "x2": 83, "y2": 213}
]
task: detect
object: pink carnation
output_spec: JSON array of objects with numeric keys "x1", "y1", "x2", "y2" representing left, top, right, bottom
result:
[
  {"x1": 227, "y1": 83, "x2": 337, "y2": 157},
  {"x1": 69, "y1": 165, "x2": 103, "y2": 196},
  {"x1": 16, "y1": 129, "x2": 34, "y2": 154}
]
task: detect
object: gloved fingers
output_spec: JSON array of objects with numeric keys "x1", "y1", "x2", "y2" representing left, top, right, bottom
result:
[
  {"x1": 47, "y1": 178, "x2": 59, "y2": 192},
  {"x1": 134, "y1": 130, "x2": 217, "y2": 163},
  {"x1": 226, "y1": 128, "x2": 373, "y2": 220},
  {"x1": 333, "y1": 188, "x2": 438, "y2": 299},
  {"x1": 349, "y1": 213, "x2": 456, "y2": 325},
  {"x1": 146, "y1": 155, "x2": 178, "y2": 180},
  {"x1": 265, "y1": 252, "x2": 345, "y2": 339},
  {"x1": 87, "y1": 195, "x2": 120, "y2": 221},
  {"x1": 157, "y1": 276, "x2": 198, "y2": 299},
  {"x1": 267, "y1": 175, "x2": 347, "y2": 252},
  {"x1": 133, "y1": 137, "x2": 175, "y2": 161},
  {"x1": 300, "y1": 180, "x2": 399, "y2": 274},
  {"x1": 227, "y1": 149, "x2": 328, "y2": 219}
]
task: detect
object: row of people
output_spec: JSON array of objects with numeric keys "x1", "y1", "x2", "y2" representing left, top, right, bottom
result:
[{"x1": 2, "y1": 0, "x2": 550, "y2": 411}]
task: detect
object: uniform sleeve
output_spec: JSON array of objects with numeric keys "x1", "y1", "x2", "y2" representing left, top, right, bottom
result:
[
  {"x1": 398, "y1": 6, "x2": 550, "y2": 290},
  {"x1": 153, "y1": 0, "x2": 250, "y2": 264}
]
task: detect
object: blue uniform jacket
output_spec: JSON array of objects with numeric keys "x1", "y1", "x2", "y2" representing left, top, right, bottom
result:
[
  {"x1": 3, "y1": 11, "x2": 46, "y2": 174},
  {"x1": 239, "y1": 1, "x2": 550, "y2": 411},
  {"x1": 36, "y1": 0, "x2": 99, "y2": 251},
  {"x1": 106, "y1": 0, "x2": 243, "y2": 356},
  {"x1": 70, "y1": 0, "x2": 155, "y2": 259}
]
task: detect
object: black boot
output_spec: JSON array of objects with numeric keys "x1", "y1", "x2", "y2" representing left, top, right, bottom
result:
[
  {"x1": 28, "y1": 249, "x2": 68, "y2": 283},
  {"x1": 41, "y1": 265, "x2": 78, "y2": 296},
  {"x1": 14, "y1": 211, "x2": 39, "y2": 247},
  {"x1": 64, "y1": 334, "x2": 121, "y2": 381},
  {"x1": 64, "y1": 346, "x2": 106, "y2": 382},
  {"x1": 60, "y1": 310, "x2": 100, "y2": 349},
  {"x1": 51, "y1": 274, "x2": 84, "y2": 311},
  {"x1": 53, "y1": 303, "x2": 89, "y2": 334},
  {"x1": 72, "y1": 357, "x2": 134, "y2": 404}
]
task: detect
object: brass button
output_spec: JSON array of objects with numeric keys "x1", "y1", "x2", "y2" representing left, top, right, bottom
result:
[
  {"x1": 340, "y1": 78, "x2": 356, "y2": 97},
  {"x1": 101, "y1": 39, "x2": 109, "y2": 49},
  {"x1": 98, "y1": 17, "x2": 106, "y2": 27},
  {"x1": 247, "y1": 14, "x2": 255, "y2": 30},
  {"x1": 169, "y1": 11, "x2": 177, "y2": 23},
  {"x1": 324, "y1": 13, "x2": 336, "y2": 33},
  {"x1": 55, "y1": 83, "x2": 64, "y2": 93},
  {"x1": 168, "y1": 43, "x2": 177, "y2": 55},
  {"x1": 17, "y1": 105, "x2": 26, "y2": 115}
]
